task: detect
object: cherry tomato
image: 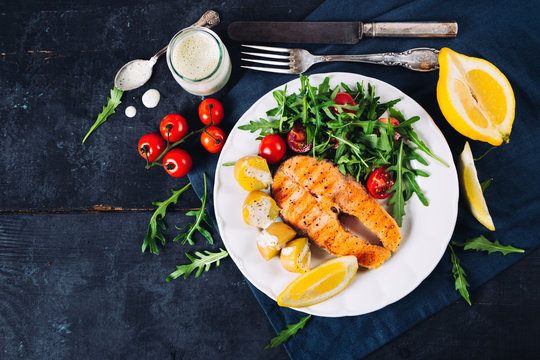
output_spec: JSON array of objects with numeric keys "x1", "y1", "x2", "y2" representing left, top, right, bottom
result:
[
  {"x1": 138, "y1": 133, "x2": 166, "y2": 162},
  {"x1": 286, "y1": 123, "x2": 312, "y2": 153},
  {"x1": 163, "y1": 148, "x2": 192, "y2": 178},
  {"x1": 378, "y1": 117, "x2": 402, "y2": 141},
  {"x1": 259, "y1": 134, "x2": 286, "y2": 164},
  {"x1": 159, "y1": 114, "x2": 189, "y2": 143},
  {"x1": 201, "y1": 126, "x2": 226, "y2": 153},
  {"x1": 199, "y1": 99, "x2": 224, "y2": 125},
  {"x1": 331, "y1": 92, "x2": 357, "y2": 114},
  {"x1": 367, "y1": 168, "x2": 395, "y2": 199}
]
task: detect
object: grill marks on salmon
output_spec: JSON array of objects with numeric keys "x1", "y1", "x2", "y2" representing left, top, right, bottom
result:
[{"x1": 272, "y1": 156, "x2": 401, "y2": 269}]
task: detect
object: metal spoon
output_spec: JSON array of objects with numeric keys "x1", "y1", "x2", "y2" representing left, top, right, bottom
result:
[{"x1": 114, "y1": 10, "x2": 220, "y2": 91}]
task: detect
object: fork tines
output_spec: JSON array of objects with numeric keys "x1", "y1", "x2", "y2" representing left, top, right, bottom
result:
[{"x1": 241, "y1": 44, "x2": 294, "y2": 74}]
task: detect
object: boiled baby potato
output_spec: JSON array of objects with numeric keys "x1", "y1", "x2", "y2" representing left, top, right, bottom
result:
[
  {"x1": 257, "y1": 222, "x2": 297, "y2": 261},
  {"x1": 280, "y1": 237, "x2": 311, "y2": 273},
  {"x1": 242, "y1": 191, "x2": 279, "y2": 229},
  {"x1": 234, "y1": 155, "x2": 272, "y2": 191}
]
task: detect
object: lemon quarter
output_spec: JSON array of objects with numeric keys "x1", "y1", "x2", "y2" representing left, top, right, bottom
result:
[
  {"x1": 437, "y1": 48, "x2": 515, "y2": 146},
  {"x1": 277, "y1": 255, "x2": 358, "y2": 308},
  {"x1": 459, "y1": 142, "x2": 495, "y2": 231}
]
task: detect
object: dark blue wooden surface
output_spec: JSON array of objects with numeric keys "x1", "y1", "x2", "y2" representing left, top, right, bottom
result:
[{"x1": 1, "y1": 1, "x2": 539, "y2": 359}]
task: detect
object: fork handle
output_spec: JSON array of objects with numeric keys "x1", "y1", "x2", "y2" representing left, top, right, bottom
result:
[{"x1": 317, "y1": 48, "x2": 440, "y2": 72}]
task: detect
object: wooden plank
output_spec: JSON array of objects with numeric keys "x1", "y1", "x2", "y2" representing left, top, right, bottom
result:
[
  {"x1": 0, "y1": 0, "x2": 322, "y2": 211},
  {"x1": 0, "y1": 213, "x2": 288, "y2": 359}
]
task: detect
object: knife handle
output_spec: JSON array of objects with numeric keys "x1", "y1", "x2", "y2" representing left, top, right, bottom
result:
[{"x1": 362, "y1": 22, "x2": 458, "y2": 38}]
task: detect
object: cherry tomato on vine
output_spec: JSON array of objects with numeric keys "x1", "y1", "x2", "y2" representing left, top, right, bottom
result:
[
  {"x1": 138, "y1": 133, "x2": 166, "y2": 162},
  {"x1": 199, "y1": 99, "x2": 224, "y2": 125},
  {"x1": 331, "y1": 92, "x2": 357, "y2": 114},
  {"x1": 378, "y1": 117, "x2": 402, "y2": 141},
  {"x1": 162, "y1": 148, "x2": 192, "y2": 178},
  {"x1": 259, "y1": 134, "x2": 286, "y2": 164},
  {"x1": 159, "y1": 114, "x2": 189, "y2": 143},
  {"x1": 201, "y1": 126, "x2": 226, "y2": 153},
  {"x1": 287, "y1": 123, "x2": 312, "y2": 153},
  {"x1": 366, "y1": 168, "x2": 395, "y2": 199}
]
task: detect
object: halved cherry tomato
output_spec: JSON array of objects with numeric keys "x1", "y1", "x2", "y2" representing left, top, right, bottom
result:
[
  {"x1": 378, "y1": 117, "x2": 402, "y2": 141},
  {"x1": 138, "y1": 133, "x2": 166, "y2": 162},
  {"x1": 259, "y1": 134, "x2": 286, "y2": 164},
  {"x1": 199, "y1": 99, "x2": 224, "y2": 125},
  {"x1": 201, "y1": 126, "x2": 226, "y2": 153},
  {"x1": 331, "y1": 92, "x2": 357, "y2": 114},
  {"x1": 286, "y1": 123, "x2": 312, "y2": 153},
  {"x1": 367, "y1": 168, "x2": 395, "y2": 199},
  {"x1": 159, "y1": 114, "x2": 189, "y2": 143},
  {"x1": 163, "y1": 148, "x2": 192, "y2": 178}
]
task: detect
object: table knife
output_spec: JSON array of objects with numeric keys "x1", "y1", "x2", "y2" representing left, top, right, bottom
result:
[{"x1": 228, "y1": 21, "x2": 457, "y2": 44}]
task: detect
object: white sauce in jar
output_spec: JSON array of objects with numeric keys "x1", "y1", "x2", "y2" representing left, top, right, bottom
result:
[{"x1": 171, "y1": 31, "x2": 220, "y2": 80}]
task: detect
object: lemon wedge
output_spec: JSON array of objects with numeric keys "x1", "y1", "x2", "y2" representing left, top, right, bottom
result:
[
  {"x1": 437, "y1": 48, "x2": 515, "y2": 146},
  {"x1": 277, "y1": 255, "x2": 358, "y2": 308},
  {"x1": 459, "y1": 142, "x2": 495, "y2": 230}
]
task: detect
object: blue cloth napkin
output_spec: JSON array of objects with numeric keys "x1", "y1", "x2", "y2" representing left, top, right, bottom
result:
[{"x1": 188, "y1": 0, "x2": 540, "y2": 358}]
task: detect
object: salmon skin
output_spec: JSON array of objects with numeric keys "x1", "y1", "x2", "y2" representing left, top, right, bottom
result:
[{"x1": 272, "y1": 155, "x2": 401, "y2": 269}]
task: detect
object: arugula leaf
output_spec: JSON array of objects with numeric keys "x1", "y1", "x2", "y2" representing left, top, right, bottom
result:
[
  {"x1": 265, "y1": 315, "x2": 312, "y2": 350},
  {"x1": 166, "y1": 248, "x2": 229, "y2": 281},
  {"x1": 388, "y1": 140, "x2": 406, "y2": 226},
  {"x1": 237, "y1": 118, "x2": 281, "y2": 137},
  {"x1": 452, "y1": 235, "x2": 525, "y2": 255},
  {"x1": 173, "y1": 173, "x2": 214, "y2": 245},
  {"x1": 83, "y1": 87, "x2": 123, "y2": 143},
  {"x1": 448, "y1": 244, "x2": 471, "y2": 305},
  {"x1": 405, "y1": 129, "x2": 449, "y2": 167},
  {"x1": 142, "y1": 183, "x2": 192, "y2": 255},
  {"x1": 404, "y1": 171, "x2": 428, "y2": 206},
  {"x1": 480, "y1": 178, "x2": 493, "y2": 192}
]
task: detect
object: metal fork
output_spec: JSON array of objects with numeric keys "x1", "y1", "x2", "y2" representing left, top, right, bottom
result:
[{"x1": 241, "y1": 45, "x2": 440, "y2": 74}]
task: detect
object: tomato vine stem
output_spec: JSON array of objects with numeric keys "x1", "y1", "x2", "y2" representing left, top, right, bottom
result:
[{"x1": 145, "y1": 125, "x2": 209, "y2": 169}]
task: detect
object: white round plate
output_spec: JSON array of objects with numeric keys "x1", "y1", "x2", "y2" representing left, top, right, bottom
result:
[{"x1": 214, "y1": 72, "x2": 459, "y2": 317}]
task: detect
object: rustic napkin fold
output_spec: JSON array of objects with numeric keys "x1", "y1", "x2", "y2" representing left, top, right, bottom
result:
[{"x1": 188, "y1": 0, "x2": 540, "y2": 358}]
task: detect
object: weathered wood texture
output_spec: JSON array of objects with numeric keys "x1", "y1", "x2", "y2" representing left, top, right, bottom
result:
[{"x1": 1, "y1": 1, "x2": 539, "y2": 359}]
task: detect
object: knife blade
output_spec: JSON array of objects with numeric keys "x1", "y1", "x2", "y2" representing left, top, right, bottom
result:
[{"x1": 228, "y1": 21, "x2": 458, "y2": 44}]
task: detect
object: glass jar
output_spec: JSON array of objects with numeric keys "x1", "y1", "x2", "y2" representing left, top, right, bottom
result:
[{"x1": 166, "y1": 27, "x2": 231, "y2": 96}]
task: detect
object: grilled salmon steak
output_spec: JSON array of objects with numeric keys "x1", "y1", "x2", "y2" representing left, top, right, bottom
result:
[{"x1": 272, "y1": 155, "x2": 401, "y2": 269}]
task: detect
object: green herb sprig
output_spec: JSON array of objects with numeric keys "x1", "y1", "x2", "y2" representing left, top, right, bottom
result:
[
  {"x1": 448, "y1": 244, "x2": 471, "y2": 305},
  {"x1": 265, "y1": 315, "x2": 312, "y2": 350},
  {"x1": 480, "y1": 178, "x2": 493, "y2": 192},
  {"x1": 452, "y1": 235, "x2": 524, "y2": 255},
  {"x1": 83, "y1": 87, "x2": 123, "y2": 143},
  {"x1": 166, "y1": 248, "x2": 229, "y2": 282},
  {"x1": 173, "y1": 173, "x2": 214, "y2": 245},
  {"x1": 142, "y1": 184, "x2": 191, "y2": 255}
]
